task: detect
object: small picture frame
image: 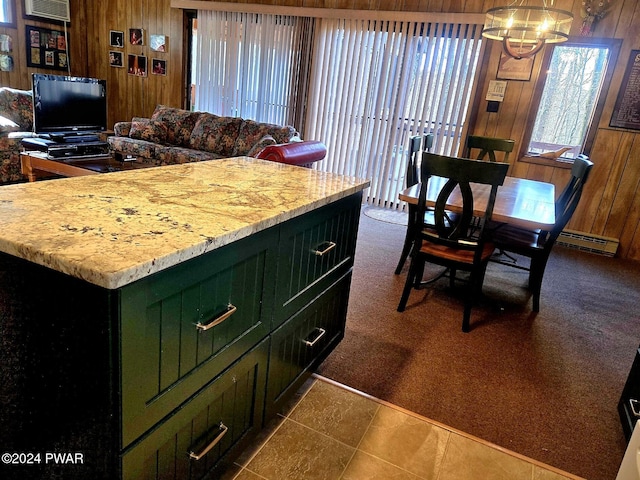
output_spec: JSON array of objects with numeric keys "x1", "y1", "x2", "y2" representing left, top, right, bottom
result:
[
  {"x1": 496, "y1": 52, "x2": 535, "y2": 81},
  {"x1": 109, "y1": 50, "x2": 123, "y2": 67},
  {"x1": 152, "y1": 58, "x2": 166, "y2": 75},
  {"x1": 128, "y1": 54, "x2": 147, "y2": 76},
  {"x1": 129, "y1": 28, "x2": 144, "y2": 46},
  {"x1": 110, "y1": 30, "x2": 124, "y2": 48},
  {"x1": 150, "y1": 35, "x2": 166, "y2": 52}
]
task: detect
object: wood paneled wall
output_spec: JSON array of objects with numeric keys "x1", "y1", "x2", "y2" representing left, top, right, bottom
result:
[{"x1": 2, "y1": 0, "x2": 640, "y2": 261}]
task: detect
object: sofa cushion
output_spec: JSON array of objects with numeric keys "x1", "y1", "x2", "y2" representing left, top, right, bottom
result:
[
  {"x1": 150, "y1": 105, "x2": 201, "y2": 147},
  {"x1": 129, "y1": 117, "x2": 168, "y2": 144},
  {"x1": 232, "y1": 119, "x2": 297, "y2": 156},
  {"x1": 189, "y1": 113, "x2": 243, "y2": 157},
  {"x1": 0, "y1": 87, "x2": 33, "y2": 131}
]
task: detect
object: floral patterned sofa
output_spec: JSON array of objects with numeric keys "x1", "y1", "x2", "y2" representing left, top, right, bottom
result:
[
  {"x1": 109, "y1": 105, "x2": 326, "y2": 168},
  {"x1": 0, "y1": 87, "x2": 36, "y2": 184}
]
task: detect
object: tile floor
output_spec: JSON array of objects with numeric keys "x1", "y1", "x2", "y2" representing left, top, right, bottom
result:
[{"x1": 219, "y1": 375, "x2": 585, "y2": 480}]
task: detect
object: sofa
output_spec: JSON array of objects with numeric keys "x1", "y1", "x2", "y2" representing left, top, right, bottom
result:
[
  {"x1": 0, "y1": 87, "x2": 36, "y2": 184},
  {"x1": 109, "y1": 105, "x2": 326, "y2": 168}
]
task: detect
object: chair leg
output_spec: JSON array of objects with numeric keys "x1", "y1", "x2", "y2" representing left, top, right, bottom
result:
[
  {"x1": 394, "y1": 205, "x2": 417, "y2": 274},
  {"x1": 528, "y1": 257, "x2": 548, "y2": 313},
  {"x1": 398, "y1": 257, "x2": 421, "y2": 312},
  {"x1": 462, "y1": 264, "x2": 488, "y2": 332}
]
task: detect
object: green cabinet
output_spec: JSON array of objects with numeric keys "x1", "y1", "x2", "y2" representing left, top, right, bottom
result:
[{"x1": 0, "y1": 191, "x2": 362, "y2": 480}]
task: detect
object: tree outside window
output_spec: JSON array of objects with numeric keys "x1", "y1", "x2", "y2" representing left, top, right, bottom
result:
[{"x1": 525, "y1": 38, "x2": 619, "y2": 162}]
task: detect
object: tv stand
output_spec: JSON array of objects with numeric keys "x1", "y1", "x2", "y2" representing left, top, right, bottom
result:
[{"x1": 20, "y1": 151, "x2": 145, "y2": 182}]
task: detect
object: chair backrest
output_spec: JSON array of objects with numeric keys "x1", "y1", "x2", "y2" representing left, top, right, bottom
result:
[
  {"x1": 464, "y1": 135, "x2": 515, "y2": 163},
  {"x1": 405, "y1": 133, "x2": 435, "y2": 188},
  {"x1": 545, "y1": 154, "x2": 594, "y2": 246},
  {"x1": 405, "y1": 135, "x2": 422, "y2": 188},
  {"x1": 417, "y1": 153, "x2": 508, "y2": 255}
]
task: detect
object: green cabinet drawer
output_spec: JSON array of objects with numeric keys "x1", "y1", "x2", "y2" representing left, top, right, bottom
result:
[
  {"x1": 274, "y1": 193, "x2": 361, "y2": 328},
  {"x1": 266, "y1": 272, "x2": 352, "y2": 418},
  {"x1": 121, "y1": 338, "x2": 269, "y2": 480},
  {"x1": 120, "y1": 227, "x2": 277, "y2": 448}
]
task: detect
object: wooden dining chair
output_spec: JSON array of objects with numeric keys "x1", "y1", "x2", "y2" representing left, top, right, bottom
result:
[
  {"x1": 395, "y1": 134, "x2": 434, "y2": 274},
  {"x1": 464, "y1": 135, "x2": 515, "y2": 163},
  {"x1": 490, "y1": 155, "x2": 594, "y2": 312},
  {"x1": 397, "y1": 152, "x2": 508, "y2": 332}
]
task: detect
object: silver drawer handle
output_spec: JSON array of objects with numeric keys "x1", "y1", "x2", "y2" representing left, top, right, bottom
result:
[
  {"x1": 196, "y1": 304, "x2": 236, "y2": 332},
  {"x1": 303, "y1": 328, "x2": 326, "y2": 347},
  {"x1": 313, "y1": 241, "x2": 336, "y2": 256},
  {"x1": 630, "y1": 398, "x2": 640, "y2": 417},
  {"x1": 188, "y1": 422, "x2": 228, "y2": 461}
]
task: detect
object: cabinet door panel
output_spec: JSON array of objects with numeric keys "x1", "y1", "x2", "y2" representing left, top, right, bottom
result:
[
  {"x1": 122, "y1": 339, "x2": 269, "y2": 480},
  {"x1": 275, "y1": 193, "x2": 361, "y2": 328},
  {"x1": 267, "y1": 272, "x2": 352, "y2": 418},
  {"x1": 120, "y1": 228, "x2": 277, "y2": 448}
]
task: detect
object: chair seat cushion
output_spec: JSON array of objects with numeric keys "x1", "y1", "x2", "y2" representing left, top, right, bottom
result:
[{"x1": 419, "y1": 239, "x2": 496, "y2": 264}]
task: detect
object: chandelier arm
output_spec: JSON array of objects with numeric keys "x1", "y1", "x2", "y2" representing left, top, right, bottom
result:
[{"x1": 503, "y1": 37, "x2": 546, "y2": 59}]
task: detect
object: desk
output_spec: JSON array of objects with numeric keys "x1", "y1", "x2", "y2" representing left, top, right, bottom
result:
[
  {"x1": 20, "y1": 151, "x2": 145, "y2": 182},
  {"x1": 399, "y1": 176, "x2": 556, "y2": 230}
]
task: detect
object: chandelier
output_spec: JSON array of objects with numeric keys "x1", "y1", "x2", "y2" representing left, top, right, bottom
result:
[{"x1": 482, "y1": 1, "x2": 574, "y2": 59}]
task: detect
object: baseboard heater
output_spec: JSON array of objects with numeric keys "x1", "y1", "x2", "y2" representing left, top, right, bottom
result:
[{"x1": 557, "y1": 229, "x2": 619, "y2": 257}]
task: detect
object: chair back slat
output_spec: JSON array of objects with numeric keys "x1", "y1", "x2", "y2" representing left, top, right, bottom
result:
[
  {"x1": 405, "y1": 135, "x2": 423, "y2": 188},
  {"x1": 417, "y1": 153, "x2": 508, "y2": 254},
  {"x1": 464, "y1": 135, "x2": 515, "y2": 163}
]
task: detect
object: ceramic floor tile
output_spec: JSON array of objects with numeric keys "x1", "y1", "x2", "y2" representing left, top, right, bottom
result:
[
  {"x1": 437, "y1": 432, "x2": 533, "y2": 480},
  {"x1": 533, "y1": 466, "x2": 579, "y2": 480},
  {"x1": 244, "y1": 417, "x2": 355, "y2": 480},
  {"x1": 357, "y1": 404, "x2": 450, "y2": 479},
  {"x1": 289, "y1": 379, "x2": 380, "y2": 447},
  {"x1": 341, "y1": 450, "x2": 425, "y2": 480}
]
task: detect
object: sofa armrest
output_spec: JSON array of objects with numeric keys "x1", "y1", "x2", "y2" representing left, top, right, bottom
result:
[
  {"x1": 256, "y1": 140, "x2": 326, "y2": 167},
  {"x1": 113, "y1": 121, "x2": 133, "y2": 137}
]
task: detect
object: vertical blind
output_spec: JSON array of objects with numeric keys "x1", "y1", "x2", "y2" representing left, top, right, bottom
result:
[
  {"x1": 193, "y1": 9, "x2": 483, "y2": 211},
  {"x1": 194, "y1": 10, "x2": 312, "y2": 128},
  {"x1": 305, "y1": 18, "x2": 483, "y2": 209}
]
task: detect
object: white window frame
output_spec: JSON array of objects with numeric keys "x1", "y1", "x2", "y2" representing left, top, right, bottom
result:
[{"x1": 521, "y1": 37, "x2": 621, "y2": 166}]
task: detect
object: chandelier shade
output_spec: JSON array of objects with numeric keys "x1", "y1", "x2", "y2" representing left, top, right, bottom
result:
[{"x1": 482, "y1": 5, "x2": 574, "y2": 59}]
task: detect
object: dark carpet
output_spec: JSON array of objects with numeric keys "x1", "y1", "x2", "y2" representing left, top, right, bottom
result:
[{"x1": 317, "y1": 207, "x2": 640, "y2": 480}]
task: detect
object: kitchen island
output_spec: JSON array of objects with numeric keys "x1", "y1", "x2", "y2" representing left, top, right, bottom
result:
[{"x1": 0, "y1": 157, "x2": 369, "y2": 480}]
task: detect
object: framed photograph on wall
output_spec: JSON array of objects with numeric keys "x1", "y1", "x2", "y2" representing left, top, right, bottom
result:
[
  {"x1": 128, "y1": 54, "x2": 147, "y2": 76},
  {"x1": 150, "y1": 35, "x2": 166, "y2": 52},
  {"x1": 25, "y1": 25, "x2": 69, "y2": 71},
  {"x1": 129, "y1": 28, "x2": 144, "y2": 46},
  {"x1": 109, "y1": 50, "x2": 123, "y2": 67},
  {"x1": 152, "y1": 58, "x2": 166, "y2": 75},
  {"x1": 496, "y1": 52, "x2": 535, "y2": 81},
  {"x1": 110, "y1": 30, "x2": 124, "y2": 48}
]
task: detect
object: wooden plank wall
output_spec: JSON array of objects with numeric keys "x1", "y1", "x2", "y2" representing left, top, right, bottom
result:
[{"x1": 2, "y1": 0, "x2": 640, "y2": 261}]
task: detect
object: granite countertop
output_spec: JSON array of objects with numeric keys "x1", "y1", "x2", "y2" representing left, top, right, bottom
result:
[{"x1": 0, "y1": 157, "x2": 369, "y2": 289}]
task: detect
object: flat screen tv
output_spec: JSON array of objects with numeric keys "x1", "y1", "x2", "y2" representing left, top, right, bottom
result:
[{"x1": 32, "y1": 74, "x2": 107, "y2": 134}]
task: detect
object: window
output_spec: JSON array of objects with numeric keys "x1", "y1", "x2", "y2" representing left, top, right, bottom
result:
[
  {"x1": 0, "y1": 0, "x2": 14, "y2": 26},
  {"x1": 524, "y1": 37, "x2": 620, "y2": 163}
]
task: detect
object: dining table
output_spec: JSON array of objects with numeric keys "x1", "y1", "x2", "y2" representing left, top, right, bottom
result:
[{"x1": 398, "y1": 175, "x2": 556, "y2": 230}]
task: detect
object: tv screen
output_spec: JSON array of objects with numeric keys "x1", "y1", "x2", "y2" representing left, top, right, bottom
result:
[{"x1": 32, "y1": 74, "x2": 107, "y2": 134}]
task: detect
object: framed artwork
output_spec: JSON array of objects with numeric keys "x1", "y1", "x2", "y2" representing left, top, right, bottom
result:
[
  {"x1": 129, "y1": 28, "x2": 143, "y2": 46},
  {"x1": 109, "y1": 50, "x2": 123, "y2": 67},
  {"x1": 610, "y1": 50, "x2": 640, "y2": 130},
  {"x1": 496, "y1": 52, "x2": 535, "y2": 81},
  {"x1": 152, "y1": 58, "x2": 166, "y2": 75},
  {"x1": 25, "y1": 26, "x2": 69, "y2": 70},
  {"x1": 128, "y1": 54, "x2": 147, "y2": 76},
  {"x1": 150, "y1": 35, "x2": 166, "y2": 52},
  {"x1": 110, "y1": 30, "x2": 124, "y2": 48}
]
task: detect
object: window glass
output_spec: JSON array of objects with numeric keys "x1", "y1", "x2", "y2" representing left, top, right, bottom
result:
[
  {"x1": 0, "y1": 0, "x2": 14, "y2": 26},
  {"x1": 526, "y1": 40, "x2": 616, "y2": 161}
]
